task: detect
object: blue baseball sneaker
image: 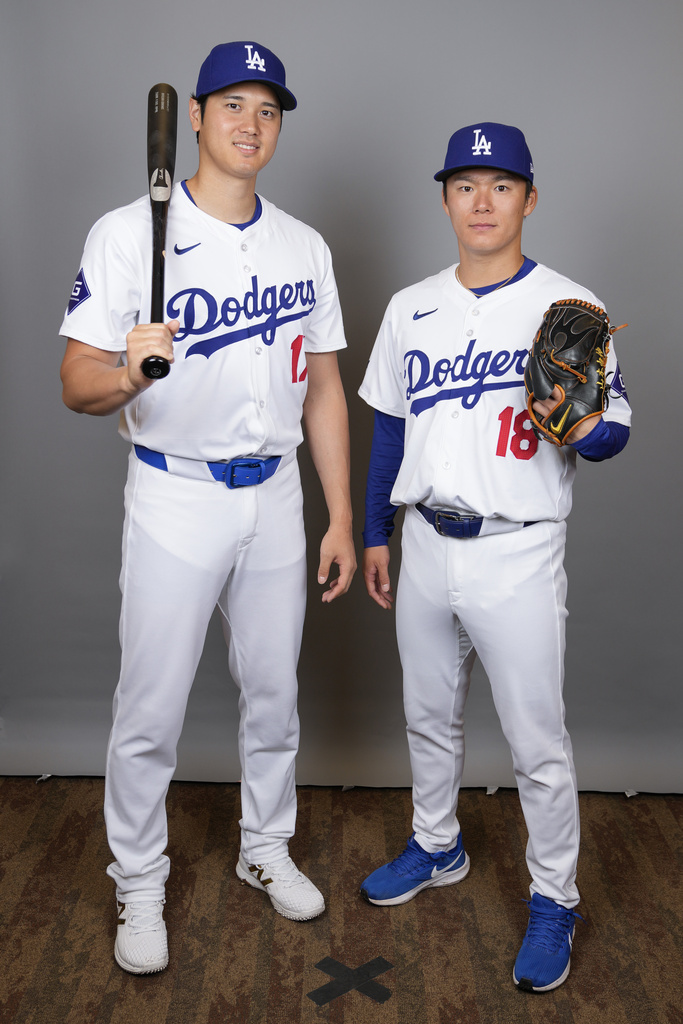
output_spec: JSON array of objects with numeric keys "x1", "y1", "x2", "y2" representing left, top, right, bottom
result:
[
  {"x1": 360, "y1": 833, "x2": 470, "y2": 906},
  {"x1": 513, "y1": 893, "x2": 582, "y2": 992}
]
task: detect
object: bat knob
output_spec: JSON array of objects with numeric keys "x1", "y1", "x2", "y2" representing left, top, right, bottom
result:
[{"x1": 141, "y1": 356, "x2": 170, "y2": 379}]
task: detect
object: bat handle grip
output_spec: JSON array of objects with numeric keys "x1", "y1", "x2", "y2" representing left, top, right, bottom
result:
[
  {"x1": 145, "y1": 197, "x2": 171, "y2": 381},
  {"x1": 141, "y1": 355, "x2": 170, "y2": 379}
]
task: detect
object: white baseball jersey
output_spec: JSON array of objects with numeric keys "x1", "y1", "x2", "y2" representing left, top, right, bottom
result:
[
  {"x1": 359, "y1": 262, "x2": 631, "y2": 523},
  {"x1": 60, "y1": 184, "x2": 346, "y2": 462},
  {"x1": 62, "y1": 186, "x2": 347, "y2": 891}
]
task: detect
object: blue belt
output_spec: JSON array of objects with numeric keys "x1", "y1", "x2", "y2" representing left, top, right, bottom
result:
[
  {"x1": 134, "y1": 444, "x2": 281, "y2": 489},
  {"x1": 416, "y1": 503, "x2": 536, "y2": 539},
  {"x1": 416, "y1": 503, "x2": 483, "y2": 538}
]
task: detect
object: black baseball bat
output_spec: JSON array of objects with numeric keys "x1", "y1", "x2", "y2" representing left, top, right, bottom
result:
[{"x1": 141, "y1": 83, "x2": 178, "y2": 380}]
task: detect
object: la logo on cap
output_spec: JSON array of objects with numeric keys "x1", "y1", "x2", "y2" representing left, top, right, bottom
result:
[
  {"x1": 472, "y1": 129, "x2": 492, "y2": 156},
  {"x1": 244, "y1": 44, "x2": 266, "y2": 71}
]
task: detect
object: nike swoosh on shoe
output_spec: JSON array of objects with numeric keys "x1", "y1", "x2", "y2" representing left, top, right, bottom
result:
[{"x1": 430, "y1": 856, "x2": 461, "y2": 878}]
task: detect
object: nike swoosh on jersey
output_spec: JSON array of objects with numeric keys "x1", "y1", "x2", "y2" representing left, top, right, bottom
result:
[
  {"x1": 413, "y1": 308, "x2": 438, "y2": 320},
  {"x1": 430, "y1": 856, "x2": 460, "y2": 878},
  {"x1": 174, "y1": 242, "x2": 201, "y2": 256}
]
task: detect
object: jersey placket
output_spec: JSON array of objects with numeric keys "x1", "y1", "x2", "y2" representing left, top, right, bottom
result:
[
  {"x1": 433, "y1": 297, "x2": 482, "y2": 505},
  {"x1": 238, "y1": 234, "x2": 272, "y2": 457}
]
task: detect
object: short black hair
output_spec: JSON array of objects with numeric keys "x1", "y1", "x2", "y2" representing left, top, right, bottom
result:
[{"x1": 442, "y1": 171, "x2": 533, "y2": 202}]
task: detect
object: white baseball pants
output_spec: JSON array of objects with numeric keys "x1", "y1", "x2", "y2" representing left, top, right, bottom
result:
[
  {"x1": 396, "y1": 507, "x2": 580, "y2": 908},
  {"x1": 105, "y1": 451, "x2": 306, "y2": 902}
]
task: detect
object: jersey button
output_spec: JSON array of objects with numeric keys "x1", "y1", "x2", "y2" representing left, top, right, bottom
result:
[
  {"x1": 241, "y1": 243, "x2": 248, "y2": 251},
  {"x1": 259, "y1": 401, "x2": 265, "y2": 408},
  {"x1": 466, "y1": 329, "x2": 473, "y2": 337},
  {"x1": 255, "y1": 347, "x2": 262, "y2": 355},
  {"x1": 244, "y1": 265, "x2": 251, "y2": 272},
  {"x1": 451, "y1": 411, "x2": 459, "y2": 418},
  {"x1": 472, "y1": 309, "x2": 480, "y2": 316},
  {"x1": 443, "y1": 461, "x2": 451, "y2": 469}
]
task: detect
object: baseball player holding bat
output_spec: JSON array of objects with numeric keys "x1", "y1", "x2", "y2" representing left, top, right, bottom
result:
[
  {"x1": 60, "y1": 41, "x2": 355, "y2": 974},
  {"x1": 358, "y1": 123, "x2": 631, "y2": 992}
]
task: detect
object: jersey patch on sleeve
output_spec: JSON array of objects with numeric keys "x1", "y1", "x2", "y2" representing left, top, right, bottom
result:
[
  {"x1": 67, "y1": 269, "x2": 91, "y2": 314},
  {"x1": 608, "y1": 361, "x2": 629, "y2": 402}
]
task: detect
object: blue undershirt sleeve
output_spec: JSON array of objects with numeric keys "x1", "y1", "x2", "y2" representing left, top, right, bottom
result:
[
  {"x1": 362, "y1": 410, "x2": 406, "y2": 548},
  {"x1": 570, "y1": 419, "x2": 630, "y2": 461}
]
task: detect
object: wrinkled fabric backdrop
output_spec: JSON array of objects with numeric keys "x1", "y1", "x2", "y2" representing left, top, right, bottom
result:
[{"x1": 1, "y1": 0, "x2": 680, "y2": 791}]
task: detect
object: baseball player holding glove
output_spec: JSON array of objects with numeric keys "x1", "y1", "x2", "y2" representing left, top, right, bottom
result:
[
  {"x1": 358, "y1": 122, "x2": 630, "y2": 992},
  {"x1": 60, "y1": 41, "x2": 355, "y2": 974}
]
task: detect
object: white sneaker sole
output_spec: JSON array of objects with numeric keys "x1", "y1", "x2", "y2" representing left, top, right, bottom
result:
[
  {"x1": 114, "y1": 945, "x2": 168, "y2": 975},
  {"x1": 363, "y1": 852, "x2": 471, "y2": 906}
]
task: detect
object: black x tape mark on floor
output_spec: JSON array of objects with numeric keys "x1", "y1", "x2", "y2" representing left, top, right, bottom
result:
[{"x1": 307, "y1": 956, "x2": 394, "y2": 1006}]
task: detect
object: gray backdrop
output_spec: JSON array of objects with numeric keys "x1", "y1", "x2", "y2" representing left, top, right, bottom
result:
[{"x1": 1, "y1": 0, "x2": 681, "y2": 792}]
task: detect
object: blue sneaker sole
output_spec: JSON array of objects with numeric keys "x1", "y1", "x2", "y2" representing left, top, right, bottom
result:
[{"x1": 361, "y1": 852, "x2": 470, "y2": 906}]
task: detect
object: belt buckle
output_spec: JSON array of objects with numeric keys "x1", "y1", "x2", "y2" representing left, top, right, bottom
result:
[
  {"x1": 227, "y1": 458, "x2": 265, "y2": 489},
  {"x1": 434, "y1": 511, "x2": 481, "y2": 539}
]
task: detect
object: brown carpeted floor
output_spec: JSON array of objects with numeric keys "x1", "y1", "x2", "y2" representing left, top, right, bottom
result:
[{"x1": 0, "y1": 778, "x2": 681, "y2": 1024}]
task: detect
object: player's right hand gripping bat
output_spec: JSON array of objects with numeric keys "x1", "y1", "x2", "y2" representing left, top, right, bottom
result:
[{"x1": 141, "y1": 83, "x2": 178, "y2": 380}]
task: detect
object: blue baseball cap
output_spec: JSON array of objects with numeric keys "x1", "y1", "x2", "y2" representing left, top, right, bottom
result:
[
  {"x1": 434, "y1": 122, "x2": 534, "y2": 183},
  {"x1": 195, "y1": 41, "x2": 297, "y2": 111}
]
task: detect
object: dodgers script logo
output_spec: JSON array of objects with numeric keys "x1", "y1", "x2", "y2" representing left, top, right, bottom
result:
[
  {"x1": 404, "y1": 339, "x2": 529, "y2": 416},
  {"x1": 471, "y1": 129, "x2": 492, "y2": 156},
  {"x1": 168, "y1": 275, "x2": 316, "y2": 359},
  {"x1": 244, "y1": 45, "x2": 266, "y2": 72}
]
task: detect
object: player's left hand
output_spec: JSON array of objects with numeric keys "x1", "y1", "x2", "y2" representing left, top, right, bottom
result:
[
  {"x1": 525, "y1": 299, "x2": 614, "y2": 446},
  {"x1": 317, "y1": 524, "x2": 357, "y2": 603},
  {"x1": 532, "y1": 386, "x2": 601, "y2": 441},
  {"x1": 531, "y1": 385, "x2": 563, "y2": 425}
]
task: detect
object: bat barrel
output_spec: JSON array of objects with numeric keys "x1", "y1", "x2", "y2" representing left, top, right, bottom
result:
[{"x1": 147, "y1": 85, "x2": 178, "y2": 188}]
